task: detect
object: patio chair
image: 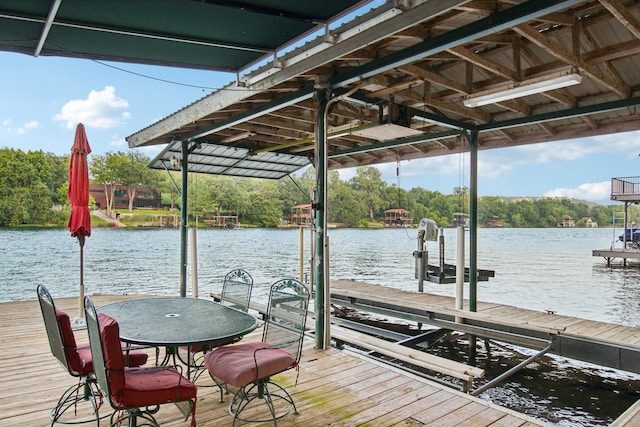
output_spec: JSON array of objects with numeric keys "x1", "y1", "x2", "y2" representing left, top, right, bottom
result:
[
  {"x1": 180, "y1": 269, "x2": 254, "y2": 381},
  {"x1": 37, "y1": 285, "x2": 148, "y2": 426},
  {"x1": 204, "y1": 278, "x2": 310, "y2": 426},
  {"x1": 84, "y1": 296, "x2": 197, "y2": 427}
]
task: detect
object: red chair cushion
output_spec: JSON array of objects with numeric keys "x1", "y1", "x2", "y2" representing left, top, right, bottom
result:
[
  {"x1": 56, "y1": 309, "x2": 92, "y2": 375},
  {"x1": 121, "y1": 347, "x2": 148, "y2": 368},
  {"x1": 98, "y1": 313, "x2": 126, "y2": 400},
  {"x1": 76, "y1": 340, "x2": 148, "y2": 368},
  {"x1": 204, "y1": 342, "x2": 295, "y2": 388},
  {"x1": 98, "y1": 314, "x2": 196, "y2": 409},
  {"x1": 57, "y1": 310, "x2": 148, "y2": 376},
  {"x1": 121, "y1": 368, "x2": 197, "y2": 407}
]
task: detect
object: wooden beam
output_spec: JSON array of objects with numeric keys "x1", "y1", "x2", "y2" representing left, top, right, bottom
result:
[
  {"x1": 513, "y1": 23, "x2": 630, "y2": 98},
  {"x1": 448, "y1": 45, "x2": 517, "y2": 80},
  {"x1": 600, "y1": 0, "x2": 640, "y2": 41}
]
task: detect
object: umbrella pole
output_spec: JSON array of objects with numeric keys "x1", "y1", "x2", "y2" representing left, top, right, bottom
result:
[{"x1": 79, "y1": 235, "x2": 85, "y2": 318}]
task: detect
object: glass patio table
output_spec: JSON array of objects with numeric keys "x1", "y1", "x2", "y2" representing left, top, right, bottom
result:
[{"x1": 98, "y1": 297, "x2": 259, "y2": 374}]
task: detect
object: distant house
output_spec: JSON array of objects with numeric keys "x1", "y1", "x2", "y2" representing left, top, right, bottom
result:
[
  {"x1": 286, "y1": 204, "x2": 312, "y2": 227},
  {"x1": 560, "y1": 215, "x2": 575, "y2": 228},
  {"x1": 384, "y1": 209, "x2": 412, "y2": 227},
  {"x1": 582, "y1": 217, "x2": 598, "y2": 228},
  {"x1": 90, "y1": 184, "x2": 162, "y2": 210}
]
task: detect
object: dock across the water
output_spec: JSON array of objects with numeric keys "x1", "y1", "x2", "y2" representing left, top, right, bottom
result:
[{"x1": 593, "y1": 247, "x2": 640, "y2": 266}]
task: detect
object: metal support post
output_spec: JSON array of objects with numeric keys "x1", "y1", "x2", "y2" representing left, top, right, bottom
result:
[
  {"x1": 180, "y1": 139, "x2": 189, "y2": 298},
  {"x1": 313, "y1": 85, "x2": 330, "y2": 349},
  {"x1": 467, "y1": 130, "x2": 479, "y2": 312}
]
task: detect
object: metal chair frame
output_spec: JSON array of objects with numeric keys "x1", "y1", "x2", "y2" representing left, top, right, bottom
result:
[
  {"x1": 84, "y1": 296, "x2": 196, "y2": 427},
  {"x1": 210, "y1": 278, "x2": 310, "y2": 426},
  {"x1": 37, "y1": 284, "x2": 102, "y2": 426},
  {"x1": 181, "y1": 269, "x2": 254, "y2": 382}
]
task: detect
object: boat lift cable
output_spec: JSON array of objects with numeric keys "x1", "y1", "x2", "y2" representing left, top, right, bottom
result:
[
  {"x1": 160, "y1": 159, "x2": 182, "y2": 196},
  {"x1": 287, "y1": 174, "x2": 311, "y2": 201},
  {"x1": 396, "y1": 159, "x2": 401, "y2": 209}
]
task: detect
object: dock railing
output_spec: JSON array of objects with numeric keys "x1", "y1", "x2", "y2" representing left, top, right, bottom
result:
[{"x1": 611, "y1": 177, "x2": 640, "y2": 199}]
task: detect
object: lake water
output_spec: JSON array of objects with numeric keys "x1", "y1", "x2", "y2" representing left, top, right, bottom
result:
[
  {"x1": 3, "y1": 226, "x2": 640, "y2": 426},
  {"x1": 3, "y1": 226, "x2": 638, "y2": 327}
]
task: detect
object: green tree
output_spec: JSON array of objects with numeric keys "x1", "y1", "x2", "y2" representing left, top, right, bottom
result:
[
  {"x1": 0, "y1": 148, "x2": 59, "y2": 226},
  {"x1": 245, "y1": 180, "x2": 282, "y2": 226},
  {"x1": 329, "y1": 179, "x2": 366, "y2": 226},
  {"x1": 90, "y1": 153, "x2": 120, "y2": 213},
  {"x1": 349, "y1": 166, "x2": 386, "y2": 220}
]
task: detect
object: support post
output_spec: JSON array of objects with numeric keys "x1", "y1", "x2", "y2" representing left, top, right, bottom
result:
[
  {"x1": 467, "y1": 130, "x2": 479, "y2": 312},
  {"x1": 190, "y1": 227, "x2": 198, "y2": 298},
  {"x1": 299, "y1": 226, "x2": 304, "y2": 282},
  {"x1": 180, "y1": 139, "x2": 189, "y2": 298},
  {"x1": 314, "y1": 85, "x2": 330, "y2": 349},
  {"x1": 455, "y1": 225, "x2": 464, "y2": 322}
]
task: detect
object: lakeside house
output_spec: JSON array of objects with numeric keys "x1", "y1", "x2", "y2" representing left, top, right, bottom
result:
[
  {"x1": 383, "y1": 208, "x2": 412, "y2": 227},
  {"x1": 90, "y1": 184, "x2": 162, "y2": 210}
]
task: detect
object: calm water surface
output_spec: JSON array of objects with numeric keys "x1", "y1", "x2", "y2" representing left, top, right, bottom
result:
[
  {"x1": 3, "y1": 226, "x2": 640, "y2": 426},
  {"x1": 3, "y1": 227, "x2": 635, "y2": 326}
]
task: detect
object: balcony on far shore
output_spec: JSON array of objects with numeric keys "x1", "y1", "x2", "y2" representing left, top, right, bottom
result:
[{"x1": 611, "y1": 177, "x2": 640, "y2": 202}]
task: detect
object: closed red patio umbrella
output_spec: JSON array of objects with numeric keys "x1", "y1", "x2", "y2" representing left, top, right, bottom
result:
[{"x1": 68, "y1": 123, "x2": 92, "y2": 317}]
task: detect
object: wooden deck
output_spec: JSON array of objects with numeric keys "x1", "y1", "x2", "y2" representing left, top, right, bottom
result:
[{"x1": 0, "y1": 294, "x2": 550, "y2": 427}]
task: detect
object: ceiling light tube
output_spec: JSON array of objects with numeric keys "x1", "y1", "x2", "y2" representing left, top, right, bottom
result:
[{"x1": 463, "y1": 72, "x2": 582, "y2": 108}]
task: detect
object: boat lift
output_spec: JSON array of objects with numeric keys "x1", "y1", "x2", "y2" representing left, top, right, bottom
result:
[{"x1": 413, "y1": 218, "x2": 494, "y2": 290}]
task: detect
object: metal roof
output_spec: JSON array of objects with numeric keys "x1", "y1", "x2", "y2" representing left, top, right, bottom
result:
[
  {"x1": 5, "y1": 1, "x2": 640, "y2": 179},
  {"x1": 124, "y1": 0, "x2": 640, "y2": 178},
  {"x1": 149, "y1": 141, "x2": 310, "y2": 179},
  {"x1": 0, "y1": 0, "x2": 369, "y2": 73}
]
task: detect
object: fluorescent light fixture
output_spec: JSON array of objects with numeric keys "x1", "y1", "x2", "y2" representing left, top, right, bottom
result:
[{"x1": 463, "y1": 72, "x2": 582, "y2": 107}]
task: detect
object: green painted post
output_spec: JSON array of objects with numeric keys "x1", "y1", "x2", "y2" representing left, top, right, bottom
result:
[
  {"x1": 314, "y1": 85, "x2": 329, "y2": 349},
  {"x1": 180, "y1": 139, "x2": 188, "y2": 298},
  {"x1": 468, "y1": 130, "x2": 478, "y2": 312}
]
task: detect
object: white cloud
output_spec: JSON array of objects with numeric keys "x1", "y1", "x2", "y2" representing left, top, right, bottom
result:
[
  {"x1": 110, "y1": 135, "x2": 126, "y2": 148},
  {"x1": 498, "y1": 132, "x2": 640, "y2": 166},
  {"x1": 2, "y1": 119, "x2": 41, "y2": 135},
  {"x1": 544, "y1": 181, "x2": 611, "y2": 201},
  {"x1": 54, "y1": 86, "x2": 130, "y2": 130}
]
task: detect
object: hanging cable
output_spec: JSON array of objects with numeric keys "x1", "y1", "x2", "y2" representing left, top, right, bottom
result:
[
  {"x1": 396, "y1": 159, "x2": 401, "y2": 208},
  {"x1": 288, "y1": 174, "x2": 311, "y2": 201}
]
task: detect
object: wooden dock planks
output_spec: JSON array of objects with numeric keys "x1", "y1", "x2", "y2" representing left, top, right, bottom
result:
[
  {"x1": 0, "y1": 293, "x2": 551, "y2": 427},
  {"x1": 330, "y1": 279, "x2": 640, "y2": 350}
]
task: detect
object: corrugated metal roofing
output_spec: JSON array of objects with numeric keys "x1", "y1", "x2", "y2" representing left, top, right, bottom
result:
[
  {"x1": 123, "y1": 0, "x2": 640, "y2": 178},
  {"x1": 149, "y1": 140, "x2": 310, "y2": 179},
  {"x1": 5, "y1": 1, "x2": 640, "y2": 179}
]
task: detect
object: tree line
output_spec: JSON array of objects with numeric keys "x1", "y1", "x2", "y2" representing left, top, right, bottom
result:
[{"x1": 0, "y1": 147, "x2": 633, "y2": 228}]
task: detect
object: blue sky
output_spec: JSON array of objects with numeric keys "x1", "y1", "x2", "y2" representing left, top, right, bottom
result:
[{"x1": 1, "y1": 50, "x2": 639, "y2": 205}]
